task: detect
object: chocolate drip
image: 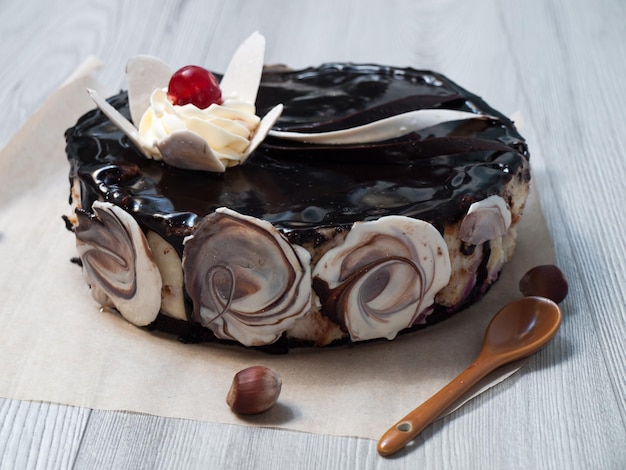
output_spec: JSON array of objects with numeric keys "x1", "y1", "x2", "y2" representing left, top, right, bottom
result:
[{"x1": 66, "y1": 63, "x2": 530, "y2": 254}]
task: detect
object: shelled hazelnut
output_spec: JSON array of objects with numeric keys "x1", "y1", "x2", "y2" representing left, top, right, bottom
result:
[
  {"x1": 226, "y1": 366, "x2": 282, "y2": 415},
  {"x1": 519, "y1": 264, "x2": 569, "y2": 303}
]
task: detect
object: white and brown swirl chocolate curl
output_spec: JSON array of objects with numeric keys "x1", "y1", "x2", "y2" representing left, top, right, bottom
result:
[
  {"x1": 74, "y1": 201, "x2": 163, "y2": 326},
  {"x1": 182, "y1": 208, "x2": 312, "y2": 347},
  {"x1": 460, "y1": 195, "x2": 512, "y2": 245},
  {"x1": 312, "y1": 216, "x2": 451, "y2": 342}
]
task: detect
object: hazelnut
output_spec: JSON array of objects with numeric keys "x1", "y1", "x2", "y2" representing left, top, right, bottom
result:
[
  {"x1": 226, "y1": 366, "x2": 282, "y2": 415},
  {"x1": 519, "y1": 264, "x2": 569, "y2": 303}
]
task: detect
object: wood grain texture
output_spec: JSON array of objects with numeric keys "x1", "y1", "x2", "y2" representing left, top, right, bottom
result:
[
  {"x1": 0, "y1": 0, "x2": 625, "y2": 468},
  {"x1": 0, "y1": 399, "x2": 89, "y2": 469}
]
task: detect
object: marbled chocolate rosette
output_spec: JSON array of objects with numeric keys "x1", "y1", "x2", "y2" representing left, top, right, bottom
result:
[
  {"x1": 460, "y1": 195, "x2": 512, "y2": 245},
  {"x1": 313, "y1": 216, "x2": 451, "y2": 341},
  {"x1": 182, "y1": 208, "x2": 312, "y2": 346},
  {"x1": 75, "y1": 201, "x2": 163, "y2": 326}
]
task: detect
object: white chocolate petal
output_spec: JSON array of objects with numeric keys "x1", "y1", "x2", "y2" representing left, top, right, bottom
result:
[
  {"x1": 313, "y1": 216, "x2": 451, "y2": 341},
  {"x1": 460, "y1": 195, "x2": 512, "y2": 245},
  {"x1": 87, "y1": 88, "x2": 151, "y2": 159},
  {"x1": 242, "y1": 104, "x2": 283, "y2": 162},
  {"x1": 146, "y1": 231, "x2": 186, "y2": 321},
  {"x1": 101, "y1": 33, "x2": 278, "y2": 172},
  {"x1": 126, "y1": 55, "x2": 172, "y2": 125},
  {"x1": 269, "y1": 109, "x2": 492, "y2": 145},
  {"x1": 157, "y1": 130, "x2": 226, "y2": 172},
  {"x1": 219, "y1": 31, "x2": 265, "y2": 103},
  {"x1": 75, "y1": 201, "x2": 162, "y2": 327}
]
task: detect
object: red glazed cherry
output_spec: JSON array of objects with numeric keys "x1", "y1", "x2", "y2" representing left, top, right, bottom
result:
[{"x1": 167, "y1": 65, "x2": 222, "y2": 109}]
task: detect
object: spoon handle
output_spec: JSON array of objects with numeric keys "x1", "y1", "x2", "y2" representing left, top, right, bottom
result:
[{"x1": 377, "y1": 354, "x2": 498, "y2": 456}]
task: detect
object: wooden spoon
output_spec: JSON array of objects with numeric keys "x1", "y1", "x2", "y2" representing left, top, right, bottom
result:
[{"x1": 377, "y1": 296, "x2": 562, "y2": 457}]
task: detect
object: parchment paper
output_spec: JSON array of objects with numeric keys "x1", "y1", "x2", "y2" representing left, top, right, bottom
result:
[{"x1": 0, "y1": 60, "x2": 554, "y2": 440}]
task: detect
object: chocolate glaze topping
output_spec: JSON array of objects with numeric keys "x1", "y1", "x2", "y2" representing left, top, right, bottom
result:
[{"x1": 66, "y1": 63, "x2": 529, "y2": 255}]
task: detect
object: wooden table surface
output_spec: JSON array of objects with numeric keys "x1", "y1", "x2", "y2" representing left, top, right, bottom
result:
[{"x1": 1, "y1": 0, "x2": 624, "y2": 468}]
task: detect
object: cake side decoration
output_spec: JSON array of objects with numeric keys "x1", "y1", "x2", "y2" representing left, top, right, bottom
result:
[
  {"x1": 312, "y1": 216, "x2": 451, "y2": 341},
  {"x1": 89, "y1": 32, "x2": 283, "y2": 172},
  {"x1": 460, "y1": 195, "x2": 512, "y2": 245},
  {"x1": 75, "y1": 201, "x2": 163, "y2": 327},
  {"x1": 145, "y1": 231, "x2": 187, "y2": 321},
  {"x1": 182, "y1": 208, "x2": 312, "y2": 347}
]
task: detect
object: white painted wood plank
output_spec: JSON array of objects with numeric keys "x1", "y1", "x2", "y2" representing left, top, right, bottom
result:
[
  {"x1": 0, "y1": 398, "x2": 89, "y2": 470},
  {"x1": 0, "y1": 0, "x2": 624, "y2": 468},
  {"x1": 498, "y1": 0, "x2": 626, "y2": 416}
]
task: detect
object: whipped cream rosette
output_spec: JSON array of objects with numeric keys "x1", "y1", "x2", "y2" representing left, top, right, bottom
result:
[{"x1": 87, "y1": 32, "x2": 283, "y2": 172}]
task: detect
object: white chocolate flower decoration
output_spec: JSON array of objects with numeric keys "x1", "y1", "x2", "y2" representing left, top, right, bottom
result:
[
  {"x1": 75, "y1": 201, "x2": 163, "y2": 326},
  {"x1": 312, "y1": 216, "x2": 451, "y2": 342},
  {"x1": 182, "y1": 208, "x2": 312, "y2": 346},
  {"x1": 87, "y1": 32, "x2": 283, "y2": 172},
  {"x1": 460, "y1": 195, "x2": 512, "y2": 245}
]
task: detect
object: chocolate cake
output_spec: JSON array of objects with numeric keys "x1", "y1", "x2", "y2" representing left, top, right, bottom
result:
[{"x1": 64, "y1": 36, "x2": 530, "y2": 352}]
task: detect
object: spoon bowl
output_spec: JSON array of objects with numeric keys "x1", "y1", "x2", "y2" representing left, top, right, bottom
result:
[
  {"x1": 483, "y1": 296, "x2": 562, "y2": 360},
  {"x1": 377, "y1": 296, "x2": 562, "y2": 457}
]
